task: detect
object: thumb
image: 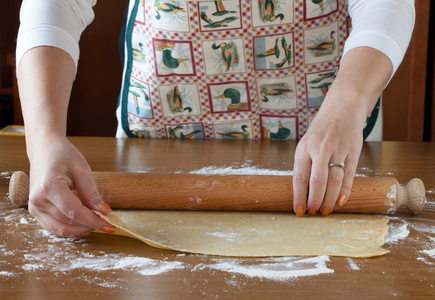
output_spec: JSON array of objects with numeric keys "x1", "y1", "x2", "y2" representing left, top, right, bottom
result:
[{"x1": 73, "y1": 170, "x2": 112, "y2": 215}]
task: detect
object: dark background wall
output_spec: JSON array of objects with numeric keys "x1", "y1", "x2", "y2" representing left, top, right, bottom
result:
[{"x1": 0, "y1": 0, "x2": 127, "y2": 137}]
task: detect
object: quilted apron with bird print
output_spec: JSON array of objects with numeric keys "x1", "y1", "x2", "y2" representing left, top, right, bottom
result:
[{"x1": 117, "y1": 0, "x2": 381, "y2": 140}]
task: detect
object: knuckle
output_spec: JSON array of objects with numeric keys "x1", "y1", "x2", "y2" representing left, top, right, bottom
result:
[
  {"x1": 27, "y1": 203, "x2": 38, "y2": 218},
  {"x1": 27, "y1": 195, "x2": 48, "y2": 218},
  {"x1": 329, "y1": 173, "x2": 343, "y2": 185},
  {"x1": 42, "y1": 175, "x2": 71, "y2": 195},
  {"x1": 66, "y1": 207, "x2": 82, "y2": 222},
  {"x1": 86, "y1": 191, "x2": 102, "y2": 202},
  {"x1": 340, "y1": 184, "x2": 352, "y2": 194},
  {"x1": 295, "y1": 144, "x2": 308, "y2": 157},
  {"x1": 28, "y1": 195, "x2": 44, "y2": 208},
  {"x1": 310, "y1": 176, "x2": 327, "y2": 186},
  {"x1": 65, "y1": 217, "x2": 77, "y2": 226},
  {"x1": 293, "y1": 173, "x2": 308, "y2": 185}
]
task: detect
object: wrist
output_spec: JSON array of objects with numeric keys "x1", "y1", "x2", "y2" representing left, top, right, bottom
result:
[
  {"x1": 25, "y1": 129, "x2": 68, "y2": 161},
  {"x1": 322, "y1": 84, "x2": 379, "y2": 120}
]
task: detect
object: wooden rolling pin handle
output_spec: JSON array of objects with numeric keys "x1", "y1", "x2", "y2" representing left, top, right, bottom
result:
[
  {"x1": 398, "y1": 178, "x2": 426, "y2": 214},
  {"x1": 8, "y1": 171, "x2": 29, "y2": 207}
]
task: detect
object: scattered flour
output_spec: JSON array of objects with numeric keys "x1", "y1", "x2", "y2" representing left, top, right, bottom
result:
[
  {"x1": 197, "y1": 256, "x2": 333, "y2": 280},
  {"x1": 189, "y1": 196, "x2": 203, "y2": 204},
  {"x1": 407, "y1": 200, "x2": 435, "y2": 266},
  {"x1": 417, "y1": 243, "x2": 435, "y2": 266},
  {"x1": 0, "y1": 172, "x2": 11, "y2": 177},
  {"x1": 355, "y1": 167, "x2": 396, "y2": 178},
  {"x1": 19, "y1": 217, "x2": 29, "y2": 225},
  {"x1": 415, "y1": 227, "x2": 435, "y2": 265},
  {"x1": 206, "y1": 232, "x2": 240, "y2": 242},
  {"x1": 0, "y1": 271, "x2": 14, "y2": 277},
  {"x1": 421, "y1": 248, "x2": 435, "y2": 259},
  {"x1": 385, "y1": 220, "x2": 410, "y2": 244},
  {"x1": 354, "y1": 173, "x2": 368, "y2": 178},
  {"x1": 346, "y1": 258, "x2": 360, "y2": 270},
  {"x1": 187, "y1": 165, "x2": 399, "y2": 179},
  {"x1": 52, "y1": 254, "x2": 184, "y2": 276},
  {"x1": 426, "y1": 189, "x2": 435, "y2": 202},
  {"x1": 189, "y1": 165, "x2": 293, "y2": 176}
]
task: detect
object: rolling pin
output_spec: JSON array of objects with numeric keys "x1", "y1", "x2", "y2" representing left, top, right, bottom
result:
[{"x1": 8, "y1": 171, "x2": 426, "y2": 214}]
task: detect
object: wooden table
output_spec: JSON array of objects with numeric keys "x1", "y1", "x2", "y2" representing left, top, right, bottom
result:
[{"x1": 0, "y1": 136, "x2": 434, "y2": 299}]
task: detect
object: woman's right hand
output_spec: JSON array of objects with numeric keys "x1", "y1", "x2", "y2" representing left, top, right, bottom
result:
[
  {"x1": 17, "y1": 46, "x2": 114, "y2": 237},
  {"x1": 27, "y1": 135, "x2": 114, "y2": 237}
]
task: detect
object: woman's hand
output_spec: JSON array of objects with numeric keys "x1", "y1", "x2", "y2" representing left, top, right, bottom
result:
[
  {"x1": 27, "y1": 136, "x2": 114, "y2": 237},
  {"x1": 292, "y1": 100, "x2": 365, "y2": 217}
]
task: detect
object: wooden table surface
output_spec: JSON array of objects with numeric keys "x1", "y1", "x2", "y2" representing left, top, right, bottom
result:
[{"x1": 0, "y1": 136, "x2": 434, "y2": 299}]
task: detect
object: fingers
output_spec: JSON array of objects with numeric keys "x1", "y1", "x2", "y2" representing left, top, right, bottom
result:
[
  {"x1": 292, "y1": 151, "x2": 310, "y2": 217},
  {"x1": 318, "y1": 159, "x2": 346, "y2": 216},
  {"x1": 337, "y1": 156, "x2": 359, "y2": 207},
  {"x1": 29, "y1": 203, "x2": 94, "y2": 237},
  {"x1": 73, "y1": 169, "x2": 112, "y2": 216},
  {"x1": 293, "y1": 146, "x2": 360, "y2": 217},
  {"x1": 51, "y1": 181, "x2": 112, "y2": 229},
  {"x1": 28, "y1": 174, "x2": 113, "y2": 237},
  {"x1": 306, "y1": 155, "x2": 329, "y2": 215}
]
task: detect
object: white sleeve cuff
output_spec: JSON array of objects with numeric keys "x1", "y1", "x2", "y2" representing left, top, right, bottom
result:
[
  {"x1": 343, "y1": 30, "x2": 404, "y2": 75},
  {"x1": 344, "y1": 0, "x2": 415, "y2": 77},
  {"x1": 16, "y1": 0, "x2": 96, "y2": 71},
  {"x1": 16, "y1": 25, "x2": 80, "y2": 69}
]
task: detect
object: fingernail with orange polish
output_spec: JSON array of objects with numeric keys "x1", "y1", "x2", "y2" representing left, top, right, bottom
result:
[
  {"x1": 308, "y1": 209, "x2": 317, "y2": 216},
  {"x1": 337, "y1": 194, "x2": 347, "y2": 206},
  {"x1": 101, "y1": 227, "x2": 116, "y2": 234},
  {"x1": 296, "y1": 206, "x2": 305, "y2": 217},
  {"x1": 321, "y1": 207, "x2": 331, "y2": 217},
  {"x1": 98, "y1": 201, "x2": 112, "y2": 213},
  {"x1": 79, "y1": 233, "x2": 90, "y2": 238}
]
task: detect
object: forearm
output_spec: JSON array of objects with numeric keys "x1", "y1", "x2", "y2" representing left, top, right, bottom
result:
[
  {"x1": 321, "y1": 46, "x2": 392, "y2": 124},
  {"x1": 16, "y1": 0, "x2": 95, "y2": 154},
  {"x1": 17, "y1": 46, "x2": 75, "y2": 158}
]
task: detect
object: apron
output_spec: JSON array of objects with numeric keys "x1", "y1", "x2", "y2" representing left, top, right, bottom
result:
[{"x1": 116, "y1": 0, "x2": 381, "y2": 140}]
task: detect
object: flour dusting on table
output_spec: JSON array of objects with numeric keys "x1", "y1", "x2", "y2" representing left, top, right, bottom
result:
[
  {"x1": 52, "y1": 254, "x2": 184, "y2": 276},
  {"x1": 0, "y1": 204, "x2": 184, "y2": 287},
  {"x1": 186, "y1": 164, "x2": 395, "y2": 178},
  {"x1": 385, "y1": 219, "x2": 410, "y2": 244},
  {"x1": 346, "y1": 258, "x2": 360, "y2": 270},
  {"x1": 189, "y1": 165, "x2": 293, "y2": 176},
  {"x1": 0, "y1": 171, "x2": 11, "y2": 178},
  {"x1": 202, "y1": 256, "x2": 334, "y2": 280},
  {"x1": 355, "y1": 167, "x2": 397, "y2": 178}
]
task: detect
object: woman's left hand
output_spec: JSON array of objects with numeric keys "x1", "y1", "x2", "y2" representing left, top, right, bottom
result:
[{"x1": 292, "y1": 95, "x2": 366, "y2": 217}]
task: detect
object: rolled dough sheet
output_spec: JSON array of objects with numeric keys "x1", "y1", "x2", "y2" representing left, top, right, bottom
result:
[{"x1": 95, "y1": 210, "x2": 390, "y2": 258}]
